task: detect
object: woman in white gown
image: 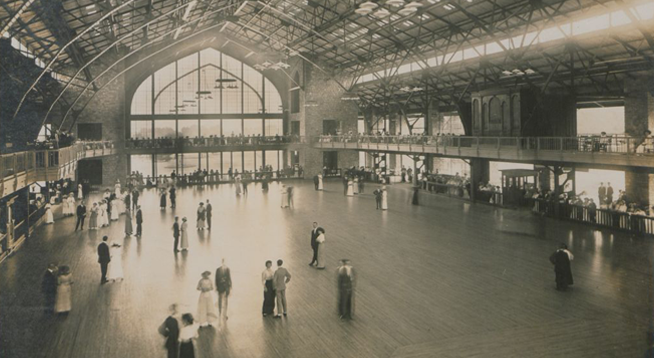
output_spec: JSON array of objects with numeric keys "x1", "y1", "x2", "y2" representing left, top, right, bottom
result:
[
  {"x1": 316, "y1": 229, "x2": 326, "y2": 269},
  {"x1": 117, "y1": 192, "x2": 125, "y2": 215},
  {"x1": 77, "y1": 184, "x2": 84, "y2": 200},
  {"x1": 196, "y1": 271, "x2": 218, "y2": 327},
  {"x1": 317, "y1": 174, "x2": 323, "y2": 190},
  {"x1": 381, "y1": 185, "x2": 388, "y2": 210},
  {"x1": 180, "y1": 217, "x2": 189, "y2": 251},
  {"x1": 114, "y1": 180, "x2": 121, "y2": 198},
  {"x1": 280, "y1": 185, "x2": 288, "y2": 208},
  {"x1": 99, "y1": 201, "x2": 107, "y2": 227},
  {"x1": 235, "y1": 176, "x2": 242, "y2": 196},
  {"x1": 346, "y1": 179, "x2": 354, "y2": 197},
  {"x1": 107, "y1": 243, "x2": 124, "y2": 282},
  {"x1": 110, "y1": 199, "x2": 120, "y2": 221},
  {"x1": 45, "y1": 203, "x2": 54, "y2": 224},
  {"x1": 54, "y1": 266, "x2": 73, "y2": 314},
  {"x1": 62, "y1": 195, "x2": 71, "y2": 216}
]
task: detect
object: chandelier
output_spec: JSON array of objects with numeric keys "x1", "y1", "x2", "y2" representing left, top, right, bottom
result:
[
  {"x1": 254, "y1": 60, "x2": 290, "y2": 71},
  {"x1": 355, "y1": 1, "x2": 423, "y2": 17},
  {"x1": 400, "y1": 85, "x2": 424, "y2": 93}
]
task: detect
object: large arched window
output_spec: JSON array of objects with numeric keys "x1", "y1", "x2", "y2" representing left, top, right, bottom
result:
[{"x1": 128, "y1": 48, "x2": 285, "y2": 177}]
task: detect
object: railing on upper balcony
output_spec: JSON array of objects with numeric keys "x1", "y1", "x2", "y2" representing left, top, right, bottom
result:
[
  {"x1": 312, "y1": 134, "x2": 654, "y2": 155},
  {"x1": 126, "y1": 135, "x2": 306, "y2": 150},
  {"x1": 0, "y1": 141, "x2": 115, "y2": 189}
]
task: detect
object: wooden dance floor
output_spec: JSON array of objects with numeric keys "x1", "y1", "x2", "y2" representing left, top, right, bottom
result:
[{"x1": 0, "y1": 180, "x2": 652, "y2": 357}]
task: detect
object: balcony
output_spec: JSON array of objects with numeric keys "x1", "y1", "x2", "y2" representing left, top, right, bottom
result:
[
  {"x1": 0, "y1": 142, "x2": 116, "y2": 198},
  {"x1": 312, "y1": 135, "x2": 654, "y2": 169},
  {"x1": 125, "y1": 135, "x2": 306, "y2": 154}
]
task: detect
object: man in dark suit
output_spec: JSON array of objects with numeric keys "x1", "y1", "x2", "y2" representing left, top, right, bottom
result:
[
  {"x1": 606, "y1": 183, "x2": 614, "y2": 204},
  {"x1": 135, "y1": 205, "x2": 143, "y2": 236},
  {"x1": 308, "y1": 222, "x2": 323, "y2": 267},
  {"x1": 215, "y1": 259, "x2": 232, "y2": 319},
  {"x1": 172, "y1": 216, "x2": 180, "y2": 253},
  {"x1": 124, "y1": 192, "x2": 131, "y2": 212},
  {"x1": 97, "y1": 236, "x2": 111, "y2": 284},
  {"x1": 313, "y1": 174, "x2": 319, "y2": 190},
  {"x1": 75, "y1": 202, "x2": 87, "y2": 231},
  {"x1": 205, "y1": 200, "x2": 212, "y2": 230},
  {"x1": 159, "y1": 304, "x2": 180, "y2": 358},
  {"x1": 132, "y1": 189, "x2": 140, "y2": 211},
  {"x1": 41, "y1": 263, "x2": 58, "y2": 314},
  {"x1": 337, "y1": 259, "x2": 355, "y2": 320},
  {"x1": 169, "y1": 187, "x2": 176, "y2": 208}
]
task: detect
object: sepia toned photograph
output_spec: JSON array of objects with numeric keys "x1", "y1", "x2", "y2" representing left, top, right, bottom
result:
[{"x1": 0, "y1": 0, "x2": 653, "y2": 357}]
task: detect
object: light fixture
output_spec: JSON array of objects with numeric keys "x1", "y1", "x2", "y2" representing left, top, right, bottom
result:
[
  {"x1": 355, "y1": 7, "x2": 374, "y2": 15},
  {"x1": 404, "y1": 1, "x2": 423, "y2": 7},
  {"x1": 341, "y1": 92, "x2": 361, "y2": 101},
  {"x1": 398, "y1": 7, "x2": 417, "y2": 16},
  {"x1": 387, "y1": 0, "x2": 405, "y2": 7},
  {"x1": 400, "y1": 85, "x2": 423, "y2": 93},
  {"x1": 359, "y1": 1, "x2": 379, "y2": 9},
  {"x1": 373, "y1": 8, "x2": 390, "y2": 17}
]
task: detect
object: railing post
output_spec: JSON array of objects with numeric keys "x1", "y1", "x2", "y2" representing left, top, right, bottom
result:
[{"x1": 559, "y1": 138, "x2": 563, "y2": 151}]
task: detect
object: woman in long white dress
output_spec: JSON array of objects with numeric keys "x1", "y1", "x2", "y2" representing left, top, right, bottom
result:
[
  {"x1": 235, "y1": 176, "x2": 242, "y2": 196},
  {"x1": 45, "y1": 203, "x2": 54, "y2": 224},
  {"x1": 180, "y1": 217, "x2": 189, "y2": 251},
  {"x1": 99, "y1": 201, "x2": 107, "y2": 227},
  {"x1": 317, "y1": 174, "x2": 323, "y2": 190},
  {"x1": 110, "y1": 199, "x2": 120, "y2": 221},
  {"x1": 62, "y1": 195, "x2": 71, "y2": 216},
  {"x1": 117, "y1": 192, "x2": 126, "y2": 215},
  {"x1": 196, "y1": 272, "x2": 218, "y2": 327},
  {"x1": 77, "y1": 184, "x2": 84, "y2": 200},
  {"x1": 55, "y1": 266, "x2": 73, "y2": 314},
  {"x1": 316, "y1": 229, "x2": 326, "y2": 269},
  {"x1": 346, "y1": 179, "x2": 354, "y2": 197},
  {"x1": 280, "y1": 185, "x2": 288, "y2": 208},
  {"x1": 107, "y1": 243, "x2": 124, "y2": 282},
  {"x1": 381, "y1": 185, "x2": 388, "y2": 210},
  {"x1": 114, "y1": 180, "x2": 121, "y2": 198}
]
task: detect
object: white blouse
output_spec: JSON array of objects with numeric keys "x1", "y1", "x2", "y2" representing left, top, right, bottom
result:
[
  {"x1": 179, "y1": 324, "x2": 198, "y2": 342},
  {"x1": 262, "y1": 268, "x2": 274, "y2": 286}
]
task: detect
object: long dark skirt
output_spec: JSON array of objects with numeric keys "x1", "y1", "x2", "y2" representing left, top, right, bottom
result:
[
  {"x1": 263, "y1": 280, "x2": 275, "y2": 314},
  {"x1": 160, "y1": 194, "x2": 167, "y2": 208},
  {"x1": 180, "y1": 341, "x2": 194, "y2": 358}
]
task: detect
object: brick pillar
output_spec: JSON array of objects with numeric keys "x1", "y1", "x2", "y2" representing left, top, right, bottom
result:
[{"x1": 624, "y1": 77, "x2": 654, "y2": 207}]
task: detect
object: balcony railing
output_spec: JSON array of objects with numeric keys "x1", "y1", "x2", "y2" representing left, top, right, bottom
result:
[
  {"x1": 313, "y1": 134, "x2": 654, "y2": 155},
  {"x1": 126, "y1": 135, "x2": 305, "y2": 150},
  {"x1": 0, "y1": 141, "x2": 115, "y2": 198}
]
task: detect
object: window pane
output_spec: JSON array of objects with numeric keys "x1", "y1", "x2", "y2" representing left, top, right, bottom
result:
[
  {"x1": 131, "y1": 120, "x2": 152, "y2": 139},
  {"x1": 208, "y1": 153, "x2": 221, "y2": 173},
  {"x1": 154, "y1": 120, "x2": 176, "y2": 138},
  {"x1": 178, "y1": 53, "x2": 199, "y2": 115},
  {"x1": 264, "y1": 119, "x2": 283, "y2": 136},
  {"x1": 131, "y1": 155, "x2": 152, "y2": 177},
  {"x1": 244, "y1": 151, "x2": 255, "y2": 172},
  {"x1": 199, "y1": 153, "x2": 208, "y2": 170},
  {"x1": 255, "y1": 151, "x2": 263, "y2": 171},
  {"x1": 265, "y1": 78, "x2": 283, "y2": 113},
  {"x1": 201, "y1": 120, "x2": 221, "y2": 137},
  {"x1": 181, "y1": 153, "x2": 199, "y2": 174},
  {"x1": 222, "y1": 54, "x2": 242, "y2": 114},
  {"x1": 131, "y1": 76, "x2": 152, "y2": 115},
  {"x1": 178, "y1": 120, "x2": 199, "y2": 138},
  {"x1": 156, "y1": 154, "x2": 176, "y2": 177},
  {"x1": 222, "y1": 152, "x2": 231, "y2": 174},
  {"x1": 200, "y1": 66, "x2": 221, "y2": 114},
  {"x1": 244, "y1": 119, "x2": 262, "y2": 136},
  {"x1": 265, "y1": 150, "x2": 279, "y2": 171},
  {"x1": 223, "y1": 119, "x2": 242, "y2": 136},
  {"x1": 154, "y1": 63, "x2": 176, "y2": 115},
  {"x1": 155, "y1": 86, "x2": 176, "y2": 115},
  {"x1": 232, "y1": 151, "x2": 242, "y2": 173}
]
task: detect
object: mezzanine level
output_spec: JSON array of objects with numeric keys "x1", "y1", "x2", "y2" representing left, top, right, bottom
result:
[{"x1": 312, "y1": 135, "x2": 654, "y2": 169}]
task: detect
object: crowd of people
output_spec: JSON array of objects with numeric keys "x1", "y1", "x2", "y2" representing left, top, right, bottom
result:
[
  {"x1": 127, "y1": 134, "x2": 299, "y2": 149},
  {"x1": 126, "y1": 166, "x2": 304, "y2": 189}
]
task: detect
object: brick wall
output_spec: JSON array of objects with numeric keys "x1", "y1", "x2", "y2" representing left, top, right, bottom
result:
[
  {"x1": 73, "y1": 63, "x2": 127, "y2": 186},
  {"x1": 288, "y1": 58, "x2": 358, "y2": 176}
]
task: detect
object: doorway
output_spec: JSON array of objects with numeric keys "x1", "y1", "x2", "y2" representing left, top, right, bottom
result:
[
  {"x1": 322, "y1": 120, "x2": 338, "y2": 135},
  {"x1": 78, "y1": 159, "x2": 103, "y2": 186},
  {"x1": 323, "y1": 151, "x2": 338, "y2": 171}
]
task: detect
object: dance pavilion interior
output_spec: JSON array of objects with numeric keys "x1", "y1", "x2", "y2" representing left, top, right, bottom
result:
[{"x1": 1, "y1": 0, "x2": 654, "y2": 357}]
